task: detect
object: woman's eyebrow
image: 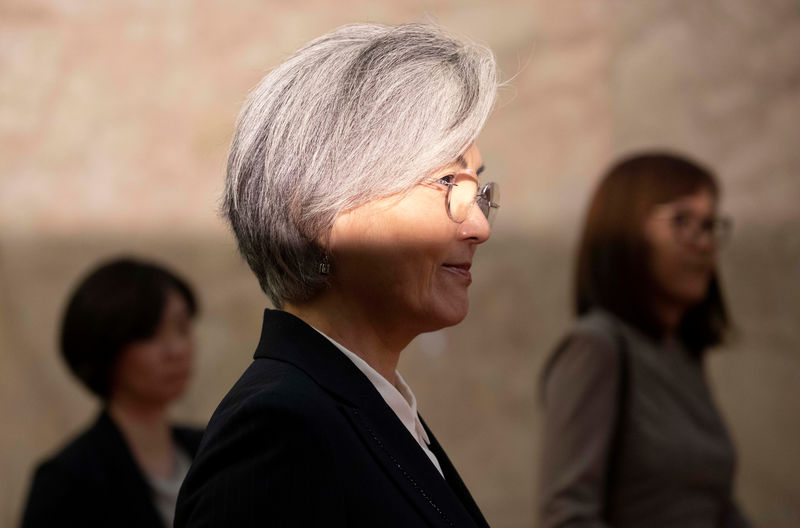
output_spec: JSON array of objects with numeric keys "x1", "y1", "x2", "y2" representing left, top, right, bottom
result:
[{"x1": 452, "y1": 155, "x2": 484, "y2": 175}]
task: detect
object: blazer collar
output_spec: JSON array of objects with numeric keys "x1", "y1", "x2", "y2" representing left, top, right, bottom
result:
[
  {"x1": 253, "y1": 309, "x2": 489, "y2": 528},
  {"x1": 253, "y1": 308, "x2": 379, "y2": 407}
]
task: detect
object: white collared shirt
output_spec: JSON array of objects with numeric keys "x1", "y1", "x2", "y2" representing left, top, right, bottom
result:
[{"x1": 313, "y1": 328, "x2": 444, "y2": 477}]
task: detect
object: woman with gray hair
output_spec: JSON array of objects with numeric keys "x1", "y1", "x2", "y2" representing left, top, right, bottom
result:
[{"x1": 175, "y1": 22, "x2": 499, "y2": 528}]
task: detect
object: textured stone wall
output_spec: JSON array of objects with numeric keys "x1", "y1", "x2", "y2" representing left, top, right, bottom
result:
[{"x1": 2, "y1": 1, "x2": 798, "y2": 526}]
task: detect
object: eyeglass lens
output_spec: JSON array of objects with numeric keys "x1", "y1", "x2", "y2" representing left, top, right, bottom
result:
[
  {"x1": 448, "y1": 175, "x2": 478, "y2": 223},
  {"x1": 447, "y1": 175, "x2": 499, "y2": 225},
  {"x1": 671, "y1": 212, "x2": 731, "y2": 245}
]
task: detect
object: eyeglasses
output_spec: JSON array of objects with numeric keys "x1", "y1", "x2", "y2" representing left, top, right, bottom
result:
[
  {"x1": 667, "y1": 211, "x2": 732, "y2": 246},
  {"x1": 436, "y1": 172, "x2": 500, "y2": 225}
]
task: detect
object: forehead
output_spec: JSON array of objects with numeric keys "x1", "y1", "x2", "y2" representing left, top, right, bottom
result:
[
  {"x1": 442, "y1": 143, "x2": 483, "y2": 174},
  {"x1": 658, "y1": 188, "x2": 717, "y2": 212},
  {"x1": 459, "y1": 143, "x2": 482, "y2": 167}
]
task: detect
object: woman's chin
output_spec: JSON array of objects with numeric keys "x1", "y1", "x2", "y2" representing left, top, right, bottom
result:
[
  {"x1": 146, "y1": 381, "x2": 190, "y2": 406},
  {"x1": 678, "y1": 282, "x2": 711, "y2": 308},
  {"x1": 425, "y1": 298, "x2": 470, "y2": 332}
]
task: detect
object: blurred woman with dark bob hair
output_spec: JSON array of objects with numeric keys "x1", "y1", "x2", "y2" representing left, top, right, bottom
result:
[
  {"x1": 22, "y1": 257, "x2": 202, "y2": 528},
  {"x1": 538, "y1": 153, "x2": 749, "y2": 527},
  {"x1": 175, "y1": 22, "x2": 499, "y2": 528}
]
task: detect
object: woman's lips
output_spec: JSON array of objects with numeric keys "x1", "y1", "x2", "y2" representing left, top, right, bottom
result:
[{"x1": 442, "y1": 263, "x2": 472, "y2": 282}]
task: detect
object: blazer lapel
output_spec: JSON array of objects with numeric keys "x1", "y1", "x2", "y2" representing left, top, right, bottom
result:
[
  {"x1": 344, "y1": 405, "x2": 484, "y2": 528},
  {"x1": 422, "y1": 417, "x2": 490, "y2": 528},
  {"x1": 93, "y1": 411, "x2": 166, "y2": 528},
  {"x1": 255, "y1": 309, "x2": 485, "y2": 528}
]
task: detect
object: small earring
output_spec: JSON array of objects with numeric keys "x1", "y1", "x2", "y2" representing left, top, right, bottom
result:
[{"x1": 319, "y1": 254, "x2": 331, "y2": 275}]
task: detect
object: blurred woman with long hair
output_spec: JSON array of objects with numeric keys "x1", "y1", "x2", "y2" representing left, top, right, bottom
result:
[{"x1": 539, "y1": 153, "x2": 749, "y2": 528}]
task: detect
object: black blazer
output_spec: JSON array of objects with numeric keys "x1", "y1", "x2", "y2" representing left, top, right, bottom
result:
[
  {"x1": 22, "y1": 411, "x2": 203, "y2": 528},
  {"x1": 175, "y1": 309, "x2": 489, "y2": 528}
]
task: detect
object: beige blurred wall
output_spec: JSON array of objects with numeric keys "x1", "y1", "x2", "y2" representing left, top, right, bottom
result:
[{"x1": 2, "y1": 1, "x2": 799, "y2": 526}]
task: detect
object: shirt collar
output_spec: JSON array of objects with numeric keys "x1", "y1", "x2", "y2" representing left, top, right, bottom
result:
[{"x1": 311, "y1": 327, "x2": 431, "y2": 446}]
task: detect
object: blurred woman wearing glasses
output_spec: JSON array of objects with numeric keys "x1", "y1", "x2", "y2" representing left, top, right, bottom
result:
[
  {"x1": 175, "y1": 23, "x2": 498, "y2": 528},
  {"x1": 538, "y1": 153, "x2": 750, "y2": 528}
]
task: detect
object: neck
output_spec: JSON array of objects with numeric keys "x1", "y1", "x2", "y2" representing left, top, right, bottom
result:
[
  {"x1": 651, "y1": 297, "x2": 686, "y2": 339},
  {"x1": 108, "y1": 397, "x2": 175, "y2": 478},
  {"x1": 284, "y1": 291, "x2": 415, "y2": 385},
  {"x1": 108, "y1": 398, "x2": 169, "y2": 428}
]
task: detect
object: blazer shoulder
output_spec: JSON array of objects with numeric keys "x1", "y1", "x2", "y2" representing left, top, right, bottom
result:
[
  {"x1": 192, "y1": 356, "x2": 350, "y2": 484},
  {"x1": 540, "y1": 312, "x2": 622, "y2": 402},
  {"x1": 213, "y1": 356, "x2": 345, "y2": 434},
  {"x1": 571, "y1": 310, "x2": 623, "y2": 347},
  {"x1": 32, "y1": 416, "x2": 110, "y2": 481},
  {"x1": 21, "y1": 418, "x2": 113, "y2": 527}
]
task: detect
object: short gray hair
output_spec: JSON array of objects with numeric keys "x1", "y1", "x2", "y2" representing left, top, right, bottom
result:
[{"x1": 223, "y1": 23, "x2": 498, "y2": 308}]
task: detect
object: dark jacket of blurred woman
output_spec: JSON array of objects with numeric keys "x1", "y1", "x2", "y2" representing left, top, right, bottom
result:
[
  {"x1": 538, "y1": 153, "x2": 750, "y2": 528},
  {"x1": 175, "y1": 23, "x2": 500, "y2": 528},
  {"x1": 22, "y1": 258, "x2": 203, "y2": 528}
]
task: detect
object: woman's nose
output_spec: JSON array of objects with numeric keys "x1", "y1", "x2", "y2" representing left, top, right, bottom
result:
[
  {"x1": 689, "y1": 223, "x2": 717, "y2": 252},
  {"x1": 166, "y1": 335, "x2": 193, "y2": 360},
  {"x1": 458, "y1": 202, "x2": 491, "y2": 243}
]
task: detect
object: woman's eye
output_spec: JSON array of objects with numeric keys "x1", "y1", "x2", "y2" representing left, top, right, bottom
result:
[
  {"x1": 672, "y1": 211, "x2": 691, "y2": 227},
  {"x1": 437, "y1": 174, "x2": 456, "y2": 186}
]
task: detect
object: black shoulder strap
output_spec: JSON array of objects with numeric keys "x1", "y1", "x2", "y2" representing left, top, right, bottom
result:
[{"x1": 603, "y1": 316, "x2": 629, "y2": 522}]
